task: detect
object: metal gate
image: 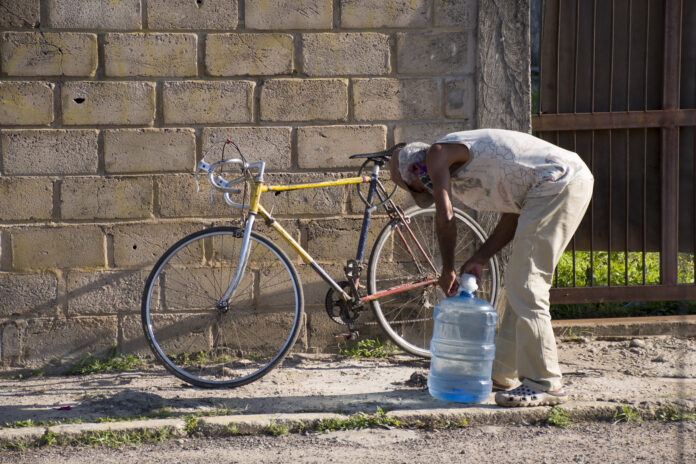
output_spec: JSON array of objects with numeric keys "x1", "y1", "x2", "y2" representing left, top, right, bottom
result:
[{"x1": 534, "y1": 0, "x2": 696, "y2": 303}]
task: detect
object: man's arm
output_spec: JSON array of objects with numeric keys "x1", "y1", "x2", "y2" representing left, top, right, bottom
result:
[
  {"x1": 461, "y1": 213, "x2": 519, "y2": 282},
  {"x1": 426, "y1": 144, "x2": 469, "y2": 296}
]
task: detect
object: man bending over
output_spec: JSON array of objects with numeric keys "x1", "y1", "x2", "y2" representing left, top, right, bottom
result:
[{"x1": 390, "y1": 129, "x2": 593, "y2": 407}]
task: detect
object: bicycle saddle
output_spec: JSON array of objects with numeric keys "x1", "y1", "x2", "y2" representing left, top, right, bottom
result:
[{"x1": 349, "y1": 143, "x2": 406, "y2": 160}]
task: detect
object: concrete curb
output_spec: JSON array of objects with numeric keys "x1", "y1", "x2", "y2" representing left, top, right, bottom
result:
[
  {"x1": 0, "y1": 401, "x2": 692, "y2": 447},
  {"x1": 552, "y1": 315, "x2": 696, "y2": 337}
]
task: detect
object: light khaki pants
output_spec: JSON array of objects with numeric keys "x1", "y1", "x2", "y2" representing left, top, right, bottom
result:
[{"x1": 492, "y1": 175, "x2": 594, "y2": 392}]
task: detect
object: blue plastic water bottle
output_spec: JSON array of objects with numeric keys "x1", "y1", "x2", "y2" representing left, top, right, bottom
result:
[{"x1": 428, "y1": 274, "x2": 498, "y2": 403}]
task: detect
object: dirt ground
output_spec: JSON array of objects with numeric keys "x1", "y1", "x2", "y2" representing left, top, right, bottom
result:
[
  {"x1": 0, "y1": 335, "x2": 693, "y2": 425},
  {"x1": 3, "y1": 421, "x2": 694, "y2": 463}
]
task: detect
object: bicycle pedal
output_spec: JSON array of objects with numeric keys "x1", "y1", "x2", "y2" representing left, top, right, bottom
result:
[{"x1": 335, "y1": 330, "x2": 360, "y2": 343}]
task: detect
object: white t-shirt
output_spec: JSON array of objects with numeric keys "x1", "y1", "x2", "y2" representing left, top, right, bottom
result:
[{"x1": 436, "y1": 129, "x2": 593, "y2": 213}]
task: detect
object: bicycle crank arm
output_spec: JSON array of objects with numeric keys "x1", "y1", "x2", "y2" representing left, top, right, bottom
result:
[{"x1": 361, "y1": 277, "x2": 438, "y2": 303}]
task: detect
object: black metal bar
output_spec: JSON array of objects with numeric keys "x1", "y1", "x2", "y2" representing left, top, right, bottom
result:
[
  {"x1": 661, "y1": 0, "x2": 682, "y2": 286},
  {"x1": 626, "y1": 128, "x2": 630, "y2": 286},
  {"x1": 550, "y1": 284, "x2": 696, "y2": 304},
  {"x1": 608, "y1": 128, "x2": 613, "y2": 286},
  {"x1": 591, "y1": 130, "x2": 595, "y2": 286},
  {"x1": 643, "y1": 128, "x2": 648, "y2": 285}
]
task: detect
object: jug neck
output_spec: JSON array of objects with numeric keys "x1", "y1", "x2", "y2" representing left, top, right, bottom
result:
[{"x1": 459, "y1": 291, "x2": 473, "y2": 298}]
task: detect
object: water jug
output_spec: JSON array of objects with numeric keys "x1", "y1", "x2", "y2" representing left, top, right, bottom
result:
[{"x1": 428, "y1": 274, "x2": 498, "y2": 403}]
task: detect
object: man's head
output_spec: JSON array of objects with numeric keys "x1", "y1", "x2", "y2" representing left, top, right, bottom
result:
[{"x1": 389, "y1": 142, "x2": 434, "y2": 208}]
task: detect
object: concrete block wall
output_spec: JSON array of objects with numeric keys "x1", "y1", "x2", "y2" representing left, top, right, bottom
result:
[{"x1": 0, "y1": 0, "x2": 525, "y2": 367}]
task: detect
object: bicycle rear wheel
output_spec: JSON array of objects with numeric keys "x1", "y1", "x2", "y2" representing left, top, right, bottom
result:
[
  {"x1": 368, "y1": 207, "x2": 499, "y2": 358},
  {"x1": 141, "y1": 226, "x2": 303, "y2": 388}
]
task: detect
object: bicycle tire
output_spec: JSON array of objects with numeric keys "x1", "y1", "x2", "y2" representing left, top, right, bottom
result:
[
  {"x1": 368, "y1": 207, "x2": 500, "y2": 358},
  {"x1": 141, "y1": 226, "x2": 304, "y2": 388}
]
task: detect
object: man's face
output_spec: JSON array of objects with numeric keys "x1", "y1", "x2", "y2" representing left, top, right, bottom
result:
[{"x1": 388, "y1": 148, "x2": 429, "y2": 194}]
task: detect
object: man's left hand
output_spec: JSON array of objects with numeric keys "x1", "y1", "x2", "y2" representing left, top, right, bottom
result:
[{"x1": 439, "y1": 269, "x2": 459, "y2": 297}]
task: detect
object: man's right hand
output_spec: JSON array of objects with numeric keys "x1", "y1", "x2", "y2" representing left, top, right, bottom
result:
[{"x1": 460, "y1": 258, "x2": 484, "y2": 285}]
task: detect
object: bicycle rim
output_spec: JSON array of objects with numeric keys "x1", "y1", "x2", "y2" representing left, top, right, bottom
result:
[
  {"x1": 368, "y1": 207, "x2": 499, "y2": 358},
  {"x1": 141, "y1": 227, "x2": 303, "y2": 388}
]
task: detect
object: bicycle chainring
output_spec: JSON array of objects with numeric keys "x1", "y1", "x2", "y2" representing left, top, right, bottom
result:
[{"x1": 324, "y1": 281, "x2": 362, "y2": 325}]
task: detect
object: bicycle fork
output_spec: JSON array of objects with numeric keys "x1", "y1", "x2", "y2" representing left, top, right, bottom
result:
[{"x1": 216, "y1": 214, "x2": 256, "y2": 310}]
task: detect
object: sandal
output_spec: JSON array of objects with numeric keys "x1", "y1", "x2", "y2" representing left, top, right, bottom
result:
[{"x1": 495, "y1": 384, "x2": 568, "y2": 407}]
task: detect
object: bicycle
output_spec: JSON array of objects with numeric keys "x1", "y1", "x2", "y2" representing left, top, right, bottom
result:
[{"x1": 141, "y1": 140, "x2": 500, "y2": 388}]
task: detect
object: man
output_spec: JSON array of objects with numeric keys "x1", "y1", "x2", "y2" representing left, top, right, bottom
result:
[{"x1": 390, "y1": 129, "x2": 594, "y2": 407}]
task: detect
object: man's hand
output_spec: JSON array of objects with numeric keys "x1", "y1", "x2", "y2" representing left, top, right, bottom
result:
[
  {"x1": 439, "y1": 268, "x2": 459, "y2": 297},
  {"x1": 460, "y1": 258, "x2": 485, "y2": 285}
]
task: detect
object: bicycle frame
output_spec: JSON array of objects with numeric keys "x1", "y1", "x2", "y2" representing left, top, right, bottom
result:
[{"x1": 216, "y1": 159, "x2": 440, "y2": 306}]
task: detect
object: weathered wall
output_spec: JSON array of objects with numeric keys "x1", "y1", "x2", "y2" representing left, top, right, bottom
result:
[{"x1": 0, "y1": 0, "x2": 528, "y2": 368}]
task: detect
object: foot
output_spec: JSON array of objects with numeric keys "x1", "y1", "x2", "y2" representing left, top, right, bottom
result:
[{"x1": 495, "y1": 384, "x2": 568, "y2": 407}]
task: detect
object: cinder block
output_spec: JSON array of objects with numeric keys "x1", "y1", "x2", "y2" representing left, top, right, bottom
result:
[
  {"x1": 61, "y1": 81, "x2": 156, "y2": 126},
  {"x1": 60, "y1": 177, "x2": 153, "y2": 220},
  {"x1": 104, "y1": 129, "x2": 195, "y2": 174},
  {"x1": 434, "y1": 0, "x2": 477, "y2": 27},
  {"x1": 396, "y1": 32, "x2": 475, "y2": 75},
  {"x1": 294, "y1": 263, "x2": 344, "y2": 308},
  {"x1": 301, "y1": 33, "x2": 390, "y2": 76},
  {"x1": 297, "y1": 125, "x2": 386, "y2": 169},
  {"x1": 11, "y1": 226, "x2": 105, "y2": 269},
  {"x1": 119, "y1": 315, "x2": 153, "y2": 354},
  {"x1": 67, "y1": 270, "x2": 148, "y2": 315},
  {"x1": 1, "y1": 321, "x2": 25, "y2": 364},
  {"x1": 246, "y1": 0, "x2": 332, "y2": 30},
  {"x1": 445, "y1": 78, "x2": 475, "y2": 119},
  {"x1": 0, "y1": 0, "x2": 40, "y2": 28},
  {"x1": 0, "y1": 32, "x2": 98, "y2": 77},
  {"x1": 0, "y1": 81, "x2": 54, "y2": 126},
  {"x1": 304, "y1": 218, "x2": 381, "y2": 261},
  {"x1": 163, "y1": 81, "x2": 255, "y2": 124},
  {"x1": 45, "y1": 0, "x2": 142, "y2": 29},
  {"x1": 340, "y1": 0, "x2": 429, "y2": 28},
  {"x1": 260, "y1": 79, "x2": 348, "y2": 122},
  {"x1": 110, "y1": 222, "x2": 208, "y2": 268},
  {"x1": 104, "y1": 33, "x2": 197, "y2": 77},
  {"x1": 394, "y1": 123, "x2": 469, "y2": 144},
  {"x1": 1, "y1": 130, "x2": 99, "y2": 175},
  {"x1": 202, "y1": 127, "x2": 292, "y2": 170},
  {"x1": 206, "y1": 33, "x2": 293, "y2": 76},
  {"x1": 23, "y1": 317, "x2": 118, "y2": 365},
  {"x1": 0, "y1": 177, "x2": 53, "y2": 221},
  {"x1": 0, "y1": 273, "x2": 58, "y2": 318},
  {"x1": 157, "y1": 174, "x2": 244, "y2": 218},
  {"x1": 261, "y1": 172, "x2": 348, "y2": 216},
  {"x1": 147, "y1": 0, "x2": 239, "y2": 29},
  {"x1": 352, "y1": 78, "x2": 439, "y2": 121}
]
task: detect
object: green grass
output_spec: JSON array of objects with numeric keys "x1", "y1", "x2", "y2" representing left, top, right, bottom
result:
[
  {"x1": 3, "y1": 418, "x2": 83, "y2": 429},
  {"x1": 315, "y1": 408, "x2": 402, "y2": 432},
  {"x1": 655, "y1": 406, "x2": 696, "y2": 422},
  {"x1": 264, "y1": 420, "x2": 289, "y2": 436},
  {"x1": 338, "y1": 338, "x2": 395, "y2": 358},
  {"x1": 69, "y1": 346, "x2": 143, "y2": 376},
  {"x1": 184, "y1": 415, "x2": 202, "y2": 436},
  {"x1": 612, "y1": 405, "x2": 642, "y2": 424},
  {"x1": 546, "y1": 406, "x2": 572, "y2": 427},
  {"x1": 550, "y1": 250, "x2": 696, "y2": 320}
]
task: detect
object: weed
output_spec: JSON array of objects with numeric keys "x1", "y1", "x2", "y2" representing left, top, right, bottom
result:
[
  {"x1": 612, "y1": 405, "x2": 642, "y2": 424},
  {"x1": 655, "y1": 406, "x2": 696, "y2": 422},
  {"x1": 315, "y1": 408, "x2": 402, "y2": 432},
  {"x1": 184, "y1": 415, "x2": 201, "y2": 436},
  {"x1": 547, "y1": 406, "x2": 572, "y2": 427},
  {"x1": 338, "y1": 339, "x2": 395, "y2": 358},
  {"x1": 69, "y1": 346, "x2": 143, "y2": 376},
  {"x1": 1, "y1": 441, "x2": 26, "y2": 451},
  {"x1": 70, "y1": 428, "x2": 173, "y2": 448},
  {"x1": 264, "y1": 420, "x2": 289, "y2": 436},
  {"x1": 37, "y1": 430, "x2": 57, "y2": 447},
  {"x1": 3, "y1": 419, "x2": 61, "y2": 428}
]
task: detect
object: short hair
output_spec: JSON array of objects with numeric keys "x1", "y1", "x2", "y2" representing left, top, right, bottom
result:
[{"x1": 398, "y1": 142, "x2": 430, "y2": 185}]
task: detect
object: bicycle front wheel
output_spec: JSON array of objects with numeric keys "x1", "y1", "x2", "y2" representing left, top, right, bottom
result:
[
  {"x1": 141, "y1": 227, "x2": 304, "y2": 388},
  {"x1": 368, "y1": 207, "x2": 499, "y2": 358}
]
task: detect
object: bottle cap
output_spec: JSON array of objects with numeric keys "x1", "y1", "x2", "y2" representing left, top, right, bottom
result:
[{"x1": 460, "y1": 273, "x2": 478, "y2": 294}]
